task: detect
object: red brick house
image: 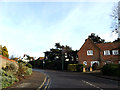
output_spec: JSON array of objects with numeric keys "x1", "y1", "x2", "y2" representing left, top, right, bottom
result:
[{"x1": 77, "y1": 38, "x2": 120, "y2": 68}]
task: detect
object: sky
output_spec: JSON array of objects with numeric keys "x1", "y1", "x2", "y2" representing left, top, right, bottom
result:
[{"x1": 0, "y1": 0, "x2": 118, "y2": 58}]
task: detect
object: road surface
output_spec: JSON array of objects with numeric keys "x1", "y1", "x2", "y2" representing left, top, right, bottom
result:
[{"x1": 33, "y1": 69, "x2": 119, "y2": 90}]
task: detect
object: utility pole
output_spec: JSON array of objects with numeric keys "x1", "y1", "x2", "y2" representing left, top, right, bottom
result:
[{"x1": 62, "y1": 49, "x2": 64, "y2": 71}]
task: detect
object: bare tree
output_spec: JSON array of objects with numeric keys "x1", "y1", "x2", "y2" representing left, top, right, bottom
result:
[{"x1": 111, "y1": 1, "x2": 120, "y2": 38}]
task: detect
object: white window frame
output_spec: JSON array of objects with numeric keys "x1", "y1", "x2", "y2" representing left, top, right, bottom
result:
[
  {"x1": 91, "y1": 61, "x2": 99, "y2": 67},
  {"x1": 112, "y1": 50, "x2": 119, "y2": 55},
  {"x1": 104, "y1": 50, "x2": 110, "y2": 55},
  {"x1": 87, "y1": 50, "x2": 93, "y2": 55},
  {"x1": 83, "y1": 61, "x2": 87, "y2": 65}
]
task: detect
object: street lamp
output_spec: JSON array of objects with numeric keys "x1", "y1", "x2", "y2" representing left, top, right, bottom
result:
[
  {"x1": 62, "y1": 49, "x2": 64, "y2": 71},
  {"x1": 43, "y1": 60, "x2": 45, "y2": 69}
]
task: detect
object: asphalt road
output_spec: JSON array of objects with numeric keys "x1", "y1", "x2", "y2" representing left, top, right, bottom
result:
[{"x1": 34, "y1": 69, "x2": 119, "y2": 90}]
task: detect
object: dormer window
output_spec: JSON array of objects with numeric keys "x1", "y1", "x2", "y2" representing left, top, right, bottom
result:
[
  {"x1": 87, "y1": 50, "x2": 93, "y2": 55},
  {"x1": 112, "y1": 50, "x2": 119, "y2": 55},
  {"x1": 104, "y1": 50, "x2": 110, "y2": 55}
]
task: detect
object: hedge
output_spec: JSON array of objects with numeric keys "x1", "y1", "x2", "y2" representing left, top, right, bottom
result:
[
  {"x1": 67, "y1": 64, "x2": 84, "y2": 72},
  {"x1": 101, "y1": 64, "x2": 120, "y2": 76}
]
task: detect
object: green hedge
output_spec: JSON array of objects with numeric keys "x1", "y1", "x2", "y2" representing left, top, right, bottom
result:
[
  {"x1": 68, "y1": 64, "x2": 84, "y2": 72},
  {"x1": 102, "y1": 64, "x2": 120, "y2": 76}
]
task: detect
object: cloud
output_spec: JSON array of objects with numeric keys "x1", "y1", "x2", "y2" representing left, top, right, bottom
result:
[
  {"x1": 0, "y1": 2, "x2": 116, "y2": 58},
  {"x1": 99, "y1": 31, "x2": 118, "y2": 42}
]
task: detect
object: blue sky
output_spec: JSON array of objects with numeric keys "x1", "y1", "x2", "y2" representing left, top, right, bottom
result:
[{"x1": 0, "y1": 1, "x2": 118, "y2": 58}]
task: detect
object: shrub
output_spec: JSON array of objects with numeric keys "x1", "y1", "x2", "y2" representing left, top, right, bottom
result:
[
  {"x1": 102, "y1": 64, "x2": 120, "y2": 76},
  {"x1": 25, "y1": 68, "x2": 32, "y2": 75},
  {"x1": 17, "y1": 62, "x2": 28, "y2": 76},
  {"x1": 26, "y1": 63, "x2": 32, "y2": 68},
  {"x1": 1, "y1": 69, "x2": 18, "y2": 88},
  {"x1": 68, "y1": 64, "x2": 83, "y2": 72},
  {"x1": 68, "y1": 64, "x2": 77, "y2": 71},
  {"x1": 3, "y1": 62, "x2": 18, "y2": 73}
]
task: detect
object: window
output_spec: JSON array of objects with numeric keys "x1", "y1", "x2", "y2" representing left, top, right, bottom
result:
[
  {"x1": 83, "y1": 61, "x2": 87, "y2": 65},
  {"x1": 87, "y1": 50, "x2": 93, "y2": 55},
  {"x1": 112, "y1": 50, "x2": 119, "y2": 55},
  {"x1": 104, "y1": 50, "x2": 110, "y2": 55},
  {"x1": 105, "y1": 61, "x2": 113, "y2": 64},
  {"x1": 118, "y1": 61, "x2": 120, "y2": 64}
]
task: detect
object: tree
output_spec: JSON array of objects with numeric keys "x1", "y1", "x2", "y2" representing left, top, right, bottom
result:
[
  {"x1": 88, "y1": 33, "x2": 105, "y2": 43},
  {"x1": 10, "y1": 54, "x2": 15, "y2": 59},
  {"x1": 55, "y1": 43, "x2": 61, "y2": 49},
  {"x1": 113, "y1": 38, "x2": 120, "y2": 42},
  {"x1": 111, "y1": 1, "x2": 120, "y2": 38},
  {"x1": 2, "y1": 46, "x2": 9, "y2": 58}
]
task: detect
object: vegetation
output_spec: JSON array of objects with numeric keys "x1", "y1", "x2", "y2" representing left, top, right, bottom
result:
[
  {"x1": 29, "y1": 43, "x2": 78, "y2": 70},
  {"x1": 111, "y1": 1, "x2": 120, "y2": 31},
  {"x1": 1, "y1": 69, "x2": 19, "y2": 88},
  {"x1": 88, "y1": 33, "x2": 105, "y2": 43},
  {"x1": 68, "y1": 64, "x2": 84, "y2": 72},
  {"x1": 0, "y1": 46, "x2": 9, "y2": 58},
  {"x1": 113, "y1": 38, "x2": 120, "y2": 42},
  {"x1": 1, "y1": 60, "x2": 32, "y2": 89},
  {"x1": 102, "y1": 64, "x2": 120, "y2": 76}
]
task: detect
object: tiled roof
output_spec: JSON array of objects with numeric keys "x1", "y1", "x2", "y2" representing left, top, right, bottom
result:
[
  {"x1": 0, "y1": 55, "x2": 17, "y2": 63},
  {"x1": 39, "y1": 57, "x2": 44, "y2": 60},
  {"x1": 96, "y1": 42, "x2": 120, "y2": 50}
]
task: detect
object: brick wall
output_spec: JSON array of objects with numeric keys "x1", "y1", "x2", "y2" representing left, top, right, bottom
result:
[
  {"x1": 78, "y1": 38, "x2": 120, "y2": 68},
  {"x1": 78, "y1": 38, "x2": 100, "y2": 67},
  {"x1": 0, "y1": 55, "x2": 17, "y2": 69}
]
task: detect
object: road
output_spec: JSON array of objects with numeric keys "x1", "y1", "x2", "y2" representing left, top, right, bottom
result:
[{"x1": 34, "y1": 69, "x2": 119, "y2": 90}]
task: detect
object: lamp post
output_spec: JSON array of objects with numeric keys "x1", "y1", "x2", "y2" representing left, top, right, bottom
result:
[
  {"x1": 43, "y1": 60, "x2": 45, "y2": 69},
  {"x1": 62, "y1": 49, "x2": 64, "y2": 71}
]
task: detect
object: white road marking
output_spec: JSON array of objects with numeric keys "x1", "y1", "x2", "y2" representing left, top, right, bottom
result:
[{"x1": 82, "y1": 80, "x2": 104, "y2": 90}]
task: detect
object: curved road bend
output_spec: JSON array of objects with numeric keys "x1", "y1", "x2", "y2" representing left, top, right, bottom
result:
[{"x1": 33, "y1": 69, "x2": 119, "y2": 89}]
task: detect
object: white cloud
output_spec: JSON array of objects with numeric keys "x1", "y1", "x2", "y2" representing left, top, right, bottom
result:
[
  {"x1": 0, "y1": 2, "x2": 116, "y2": 58},
  {"x1": 99, "y1": 31, "x2": 118, "y2": 42}
]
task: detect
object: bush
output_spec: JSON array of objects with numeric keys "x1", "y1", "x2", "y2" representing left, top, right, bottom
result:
[
  {"x1": 3, "y1": 62, "x2": 18, "y2": 73},
  {"x1": 1, "y1": 69, "x2": 18, "y2": 88},
  {"x1": 102, "y1": 64, "x2": 120, "y2": 76},
  {"x1": 26, "y1": 63, "x2": 32, "y2": 68},
  {"x1": 17, "y1": 62, "x2": 28, "y2": 76},
  {"x1": 25, "y1": 68, "x2": 32, "y2": 75},
  {"x1": 68, "y1": 64, "x2": 83, "y2": 72}
]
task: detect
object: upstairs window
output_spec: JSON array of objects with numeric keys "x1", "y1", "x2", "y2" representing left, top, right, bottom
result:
[
  {"x1": 112, "y1": 50, "x2": 119, "y2": 55},
  {"x1": 104, "y1": 50, "x2": 110, "y2": 55},
  {"x1": 87, "y1": 50, "x2": 93, "y2": 55}
]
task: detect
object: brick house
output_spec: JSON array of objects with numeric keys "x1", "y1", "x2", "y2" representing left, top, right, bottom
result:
[{"x1": 77, "y1": 38, "x2": 120, "y2": 68}]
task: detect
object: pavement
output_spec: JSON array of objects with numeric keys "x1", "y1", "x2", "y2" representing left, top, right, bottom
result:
[{"x1": 3, "y1": 71, "x2": 46, "y2": 90}]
